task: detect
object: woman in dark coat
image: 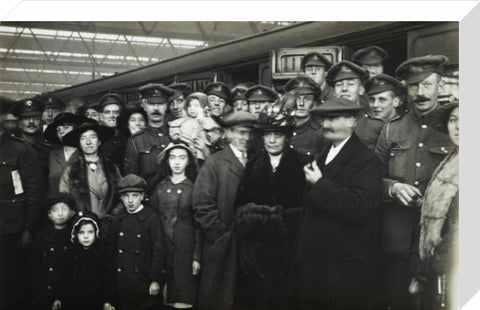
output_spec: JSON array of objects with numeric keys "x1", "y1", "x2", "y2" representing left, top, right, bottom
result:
[
  {"x1": 234, "y1": 110, "x2": 306, "y2": 310},
  {"x1": 59, "y1": 120, "x2": 121, "y2": 219},
  {"x1": 150, "y1": 142, "x2": 202, "y2": 308}
]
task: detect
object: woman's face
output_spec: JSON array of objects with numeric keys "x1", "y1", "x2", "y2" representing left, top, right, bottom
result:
[
  {"x1": 263, "y1": 131, "x2": 287, "y2": 156},
  {"x1": 85, "y1": 108, "x2": 99, "y2": 121},
  {"x1": 79, "y1": 130, "x2": 100, "y2": 155},
  {"x1": 447, "y1": 107, "x2": 459, "y2": 147},
  {"x1": 77, "y1": 223, "x2": 96, "y2": 249},
  {"x1": 128, "y1": 112, "x2": 146, "y2": 135},
  {"x1": 56, "y1": 124, "x2": 74, "y2": 141},
  {"x1": 168, "y1": 147, "x2": 189, "y2": 175}
]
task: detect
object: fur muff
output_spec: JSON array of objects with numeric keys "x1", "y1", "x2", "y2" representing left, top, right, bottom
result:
[{"x1": 236, "y1": 203, "x2": 287, "y2": 242}]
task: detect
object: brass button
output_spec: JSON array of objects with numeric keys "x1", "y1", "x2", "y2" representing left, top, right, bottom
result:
[
  {"x1": 134, "y1": 268, "x2": 139, "y2": 273},
  {"x1": 118, "y1": 249, "x2": 123, "y2": 254},
  {"x1": 418, "y1": 143, "x2": 424, "y2": 148},
  {"x1": 414, "y1": 181, "x2": 419, "y2": 186},
  {"x1": 47, "y1": 285, "x2": 52, "y2": 290},
  {"x1": 49, "y1": 267, "x2": 53, "y2": 272},
  {"x1": 117, "y1": 268, "x2": 122, "y2": 272},
  {"x1": 50, "y1": 247, "x2": 55, "y2": 252},
  {"x1": 293, "y1": 132, "x2": 297, "y2": 136},
  {"x1": 167, "y1": 189, "x2": 171, "y2": 193},
  {"x1": 415, "y1": 162, "x2": 421, "y2": 167},
  {"x1": 177, "y1": 189, "x2": 182, "y2": 194},
  {"x1": 135, "y1": 250, "x2": 139, "y2": 255},
  {"x1": 137, "y1": 234, "x2": 142, "y2": 238},
  {"x1": 421, "y1": 124, "x2": 427, "y2": 129},
  {"x1": 119, "y1": 232, "x2": 124, "y2": 237}
]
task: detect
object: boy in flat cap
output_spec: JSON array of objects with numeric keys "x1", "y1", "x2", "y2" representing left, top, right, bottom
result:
[
  {"x1": 374, "y1": 55, "x2": 453, "y2": 309},
  {"x1": 193, "y1": 111, "x2": 256, "y2": 310},
  {"x1": 124, "y1": 83, "x2": 175, "y2": 187},
  {"x1": 245, "y1": 85, "x2": 278, "y2": 115},
  {"x1": 327, "y1": 60, "x2": 370, "y2": 110},
  {"x1": 296, "y1": 97, "x2": 383, "y2": 309},
  {"x1": 204, "y1": 82, "x2": 232, "y2": 117},
  {"x1": 112, "y1": 174, "x2": 167, "y2": 310},
  {"x1": 301, "y1": 52, "x2": 335, "y2": 105},
  {"x1": 352, "y1": 45, "x2": 389, "y2": 77}
]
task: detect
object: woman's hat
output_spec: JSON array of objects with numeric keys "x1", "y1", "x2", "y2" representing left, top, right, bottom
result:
[
  {"x1": 425, "y1": 102, "x2": 459, "y2": 133},
  {"x1": 156, "y1": 141, "x2": 196, "y2": 165},
  {"x1": 185, "y1": 92, "x2": 207, "y2": 109},
  {"x1": 70, "y1": 211, "x2": 100, "y2": 243},
  {"x1": 116, "y1": 107, "x2": 147, "y2": 136},
  {"x1": 61, "y1": 119, "x2": 115, "y2": 148},
  {"x1": 44, "y1": 113, "x2": 90, "y2": 145},
  {"x1": 255, "y1": 106, "x2": 296, "y2": 133}
]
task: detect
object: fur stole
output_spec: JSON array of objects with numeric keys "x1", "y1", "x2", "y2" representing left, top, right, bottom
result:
[{"x1": 419, "y1": 148, "x2": 459, "y2": 260}]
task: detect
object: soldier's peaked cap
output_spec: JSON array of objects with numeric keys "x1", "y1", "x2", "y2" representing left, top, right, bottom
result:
[
  {"x1": 12, "y1": 98, "x2": 45, "y2": 118},
  {"x1": 98, "y1": 93, "x2": 125, "y2": 110},
  {"x1": 285, "y1": 76, "x2": 321, "y2": 97},
  {"x1": 365, "y1": 74, "x2": 405, "y2": 97},
  {"x1": 139, "y1": 83, "x2": 175, "y2": 104},
  {"x1": 326, "y1": 60, "x2": 369, "y2": 86},
  {"x1": 352, "y1": 45, "x2": 389, "y2": 65},
  {"x1": 395, "y1": 55, "x2": 449, "y2": 84},
  {"x1": 301, "y1": 52, "x2": 332, "y2": 70},
  {"x1": 203, "y1": 82, "x2": 231, "y2": 102},
  {"x1": 245, "y1": 85, "x2": 278, "y2": 102}
]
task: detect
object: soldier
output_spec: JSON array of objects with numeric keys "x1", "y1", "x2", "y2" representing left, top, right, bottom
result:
[
  {"x1": 167, "y1": 82, "x2": 193, "y2": 120},
  {"x1": 300, "y1": 52, "x2": 334, "y2": 106},
  {"x1": 351, "y1": 45, "x2": 389, "y2": 77},
  {"x1": 204, "y1": 82, "x2": 231, "y2": 117},
  {"x1": 374, "y1": 55, "x2": 453, "y2": 309},
  {"x1": 0, "y1": 98, "x2": 45, "y2": 310},
  {"x1": 13, "y1": 98, "x2": 52, "y2": 183},
  {"x1": 231, "y1": 84, "x2": 250, "y2": 112},
  {"x1": 355, "y1": 74, "x2": 405, "y2": 150},
  {"x1": 245, "y1": 85, "x2": 278, "y2": 115},
  {"x1": 124, "y1": 83, "x2": 175, "y2": 187},
  {"x1": 327, "y1": 60, "x2": 370, "y2": 110},
  {"x1": 284, "y1": 76, "x2": 325, "y2": 164},
  {"x1": 41, "y1": 95, "x2": 66, "y2": 131}
]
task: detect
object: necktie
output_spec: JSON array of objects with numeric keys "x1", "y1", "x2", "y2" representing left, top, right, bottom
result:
[{"x1": 240, "y1": 152, "x2": 247, "y2": 167}]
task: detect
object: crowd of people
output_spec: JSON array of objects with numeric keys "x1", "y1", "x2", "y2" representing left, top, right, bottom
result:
[{"x1": 0, "y1": 46, "x2": 459, "y2": 310}]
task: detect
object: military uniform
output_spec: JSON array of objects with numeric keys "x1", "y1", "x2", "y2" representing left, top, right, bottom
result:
[
  {"x1": 355, "y1": 113, "x2": 385, "y2": 151},
  {"x1": 289, "y1": 118, "x2": 324, "y2": 164},
  {"x1": 300, "y1": 52, "x2": 333, "y2": 108}
]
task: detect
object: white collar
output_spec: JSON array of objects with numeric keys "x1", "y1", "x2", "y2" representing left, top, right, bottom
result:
[
  {"x1": 268, "y1": 153, "x2": 283, "y2": 172},
  {"x1": 331, "y1": 135, "x2": 351, "y2": 151},
  {"x1": 127, "y1": 204, "x2": 144, "y2": 214},
  {"x1": 229, "y1": 143, "x2": 245, "y2": 158},
  {"x1": 325, "y1": 135, "x2": 351, "y2": 165}
]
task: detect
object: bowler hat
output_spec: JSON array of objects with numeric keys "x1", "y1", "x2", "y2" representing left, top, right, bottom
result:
[
  {"x1": 61, "y1": 120, "x2": 114, "y2": 148},
  {"x1": 352, "y1": 46, "x2": 389, "y2": 65},
  {"x1": 118, "y1": 174, "x2": 147, "y2": 193},
  {"x1": 326, "y1": 60, "x2": 369, "y2": 86},
  {"x1": 395, "y1": 55, "x2": 449, "y2": 84},
  {"x1": 311, "y1": 97, "x2": 362, "y2": 117}
]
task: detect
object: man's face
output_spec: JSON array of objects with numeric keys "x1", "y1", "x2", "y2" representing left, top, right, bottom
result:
[
  {"x1": 304, "y1": 65, "x2": 326, "y2": 86},
  {"x1": 168, "y1": 96, "x2": 186, "y2": 119},
  {"x1": 295, "y1": 94, "x2": 315, "y2": 119},
  {"x1": 100, "y1": 104, "x2": 120, "y2": 128},
  {"x1": 233, "y1": 99, "x2": 249, "y2": 112},
  {"x1": 20, "y1": 115, "x2": 42, "y2": 135},
  {"x1": 361, "y1": 64, "x2": 383, "y2": 77},
  {"x1": 227, "y1": 125, "x2": 252, "y2": 152},
  {"x1": 56, "y1": 124, "x2": 74, "y2": 141},
  {"x1": 207, "y1": 95, "x2": 226, "y2": 117},
  {"x1": 408, "y1": 73, "x2": 442, "y2": 115},
  {"x1": 121, "y1": 191, "x2": 144, "y2": 213},
  {"x1": 368, "y1": 90, "x2": 399, "y2": 121},
  {"x1": 142, "y1": 100, "x2": 168, "y2": 125},
  {"x1": 334, "y1": 78, "x2": 365, "y2": 104},
  {"x1": 448, "y1": 107, "x2": 459, "y2": 147},
  {"x1": 85, "y1": 108, "x2": 99, "y2": 121},
  {"x1": 249, "y1": 101, "x2": 271, "y2": 115},
  {"x1": 263, "y1": 131, "x2": 287, "y2": 156},
  {"x1": 321, "y1": 115, "x2": 355, "y2": 145},
  {"x1": 79, "y1": 130, "x2": 100, "y2": 155},
  {"x1": 42, "y1": 107, "x2": 62, "y2": 126}
]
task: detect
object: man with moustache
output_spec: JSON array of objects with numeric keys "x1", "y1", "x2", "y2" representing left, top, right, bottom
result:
[
  {"x1": 204, "y1": 82, "x2": 232, "y2": 117},
  {"x1": 355, "y1": 74, "x2": 405, "y2": 150},
  {"x1": 13, "y1": 98, "x2": 52, "y2": 183},
  {"x1": 296, "y1": 97, "x2": 383, "y2": 309},
  {"x1": 351, "y1": 45, "x2": 389, "y2": 77},
  {"x1": 124, "y1": 83, "x2": 174, "y2": 187},
  {"x1": 193, "y1": 111, "x2": 257, "y2": 310},
  {"x1": 374, "y1": 55, "x2": 453, "y2": 309},
  {"x1": 300, "y1": 52, "x2": 334, "y2": 106},
  {"x1": 284, "y1": 76, "x2": 325, "y2": 164}
]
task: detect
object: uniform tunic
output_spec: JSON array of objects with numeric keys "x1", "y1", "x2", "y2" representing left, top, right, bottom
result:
[
  {"x1": 289, "y1": 118, "x2": 324, "y2": 165},
  {"x1": 151, "y1": 177, "x2": 202, "y2": 306},
  {"x1": 101, "y1": 132, "x2": 128, "y2": 174},
  {"x1": 355, "y1": 112, "x2": 385, "y2": 151}
]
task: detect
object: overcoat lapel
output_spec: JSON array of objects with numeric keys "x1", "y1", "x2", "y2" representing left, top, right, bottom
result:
[{"x1": 224, "y1": 146, "x2": 244, "y2": 178}]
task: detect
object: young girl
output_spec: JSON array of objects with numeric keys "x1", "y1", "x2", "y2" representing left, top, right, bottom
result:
[
  {"x1": 65, "y1": 211, "x2": 115, "y2": 310},
  {"x1": 150, "y1": 143, "x2": 202, "y2": 309}
]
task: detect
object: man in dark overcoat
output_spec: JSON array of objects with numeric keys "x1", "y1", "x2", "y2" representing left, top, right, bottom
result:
[
  {"x1": 193, "y1": 111, "x2": 257, "y2": 310},
  {"x1": 295, "y1": 98, "x2": 383, "y2": 309}
]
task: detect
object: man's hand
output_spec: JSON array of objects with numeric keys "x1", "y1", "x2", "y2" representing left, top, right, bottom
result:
[
  {"x1": 52, "y1": 299, "x2": 62, "y2": 310},
  {"x1": 390, "y1": 182, "x2": 422, "y2": 206},
  {"x1": 149, "y1": 281, "x2": 160, "y2": 296},
  {"x1": 303, "y1": 160, "x2": 322, "y2": 184},
  {"x1": 192, "y1": 260, "x2": 201, "y2": 275},
  {"x1": 408, "y1": 277, "x2": 422, "y2": 295},
  {"x1": 103, "y1": 302, "x2": 115, "y2": 310}
]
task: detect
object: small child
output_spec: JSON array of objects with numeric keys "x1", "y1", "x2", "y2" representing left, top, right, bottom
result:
[
  {"x1": 65, "y1": 211, "x2": 115, "y2": 310},
  {"x1": 31, "y1": 193, "x2": 75, "y2": 310},
  {"x1": 112, "y1": 174, "x2": 167, "y2": 310}
]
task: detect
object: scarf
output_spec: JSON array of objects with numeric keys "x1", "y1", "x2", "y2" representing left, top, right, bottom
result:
[{"x1": 419, "y1": 148, "x2": 459, "y2": 260}]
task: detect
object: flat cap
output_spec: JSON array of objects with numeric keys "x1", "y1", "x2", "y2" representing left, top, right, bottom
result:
[
  {"x1": 352, "y1": 46, "x2": 389, "y2": 65},
  {"x1": 395, "y1": 55, "x2": 449, "y2": 84},
  {"x1": 203, "y1": 82, "x2": 231, "y2": 101},
  {"x1": 365, "y1": 74, "x2": 405, "y2": 97},
  {"x1": 221, "y1": 111, "x2": 257, "y2": 127},
  {"x1": 311, "y1": 97, "x2": 362, "y2": 117},
  {"x1": 326, "y1": 60, "x2": 369, "y2": 86},
  {"x1": 301, "y1": 52, "x2": 333, "y2": 70},
  {"x1": 245, "y1": 85, "x2": 278, "y2": 102},
  {"x1": 139, "y1": 83, "x2": 175, "y2": 104},
  {"x1": 425, "y1": 102, "x2": 459, "y2": 133},
  {"x1": 284, "y1": 76, "x2": 321, "y2": 97},
  {"x1": 42, "y1": 95, "x2": 66, "y2": 110},
  {"x1": 12, "y1": 98, "x2": 45, "y2": 118},
  {"x1": 98, "y1": 93, "x2": 125, "y2": 111},
  {"x1": 168, "y1": 83, "x2": 193, "y2": 102},
  {"x1": 118, "y1": 174, "x2": 147, "y2": 193}
]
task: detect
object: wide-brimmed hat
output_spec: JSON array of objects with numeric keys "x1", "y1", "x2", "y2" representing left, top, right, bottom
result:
[
  {"x1": 156, "y1": 141, "x2": 196, "y2": 165},
  {"x1": 62, "y1": 120, "x2": 114, "y2": 148},
  {"x1": 220, "y1": 110, "x2": 257, "y2": 128},
  {"x1": 116, "y1": 107, "x2": 147, "y2": 136},
  {"x1": 44, "y1": 112, "x2": 90, "y2": 145},
  {"x1": 425, "y1": 102, "x2": 459, "y2": 133}
]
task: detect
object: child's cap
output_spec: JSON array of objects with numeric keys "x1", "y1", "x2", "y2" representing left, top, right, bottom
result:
[
  {"x1": 118, "y1": 174, "x2": 147, "y2": 194},
  {"x1": 70, "y1": 211, "x2": 100, "y2": 243},
  {"x1": 46, "y1": 193, "x2": 74, "y2": 211}
]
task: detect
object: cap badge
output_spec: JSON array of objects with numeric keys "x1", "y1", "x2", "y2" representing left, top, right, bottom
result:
[
  {"x1": 257, "y1": 89, "x2": 263, "y2": 96},
  {"x1": 409, "y1": 65, "x2": 425, "y2": 73},
  {"x1": 25, "y1": 100, "x2": 32, "y2": 107},
  {"x1": 48, "y1": 98, "x2": 53, "y2": 103},
  {"x1": 153, "y1": 89, "x2": 161, "y2": 95},
  {"x1": 340, "y1": 65, "x2": 352, "y2": 73}
]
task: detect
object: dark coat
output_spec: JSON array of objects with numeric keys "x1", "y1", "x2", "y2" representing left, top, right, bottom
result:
[
  {"x1": 31, "y1": 225, "x2": 71, "y2": 309},
  {"x1": 48, "y1": 146, "x2": 81, "y2": 195},
  {"x1": 59, "y1": 155, "x2": 121, "y2": 217},
  {"x1": 193, "y1": 145, "x2": 244, "y2": 310},
  {"x1": 112, "y1": 206, "x2": 167, "y2": 310},
  {"x1": 23, "y1": 134, "x2": 52, "y2": 185},
  {"x1": 150, "y1": 177, "x2": 202, "y2": 305},
  {"x1": 0, "y1": 134, "x2": 45, "y2": 234},
  {"x1": 101, "y1": 132, "x2": 128, "y2": 174},
  {"x1": 234, "y1": 148, "x2": 306, "y2": 310},
  {"x1": 295, "y1": 133, "x2": 383, "y2": 309}
]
